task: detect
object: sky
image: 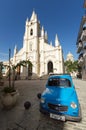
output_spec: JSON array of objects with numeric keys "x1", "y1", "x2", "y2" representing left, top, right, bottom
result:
[{"x1": 0, "y1": 0, "x2": 84, "y2": 61}]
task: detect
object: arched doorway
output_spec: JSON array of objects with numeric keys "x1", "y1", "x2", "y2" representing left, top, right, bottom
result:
[{"x1": 47, "y1": 61, "x2": 53, "y2": 74}]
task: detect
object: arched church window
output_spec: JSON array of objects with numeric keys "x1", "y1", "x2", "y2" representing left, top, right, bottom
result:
[{"x1": 30, "y1": 29, "x2": 33, "y2": 36}]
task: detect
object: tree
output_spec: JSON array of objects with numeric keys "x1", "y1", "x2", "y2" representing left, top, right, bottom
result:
[
  {"x1": 12, "y1": 59, "x2": 33, "y2": 86},
  {"x1": 64, "y1": 60, "x2": 78, "y2": 73}
]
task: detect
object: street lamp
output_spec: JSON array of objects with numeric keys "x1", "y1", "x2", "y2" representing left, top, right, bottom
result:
[{"x1": 9, "y1": 48, "x2": 11, "y2": 87}]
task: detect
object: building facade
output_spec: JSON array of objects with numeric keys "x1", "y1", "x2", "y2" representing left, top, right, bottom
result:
[
  {"x1": 10, "y1": 11, "x2": 64, "y2": 78},
  {"x1": 76, "y1": 0, "x2": 86, "y2": 80}
]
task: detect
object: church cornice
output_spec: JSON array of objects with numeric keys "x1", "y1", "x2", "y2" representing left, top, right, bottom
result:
[
  {"x1": 27, "y1": 36, "x2": 40, "y2": 40},
  {"x1": 44, "y1": 49, "x2": 58, "y2": 53},
  {"x1": 44, "y1": 55, "x2": 55, "y2": 59}
]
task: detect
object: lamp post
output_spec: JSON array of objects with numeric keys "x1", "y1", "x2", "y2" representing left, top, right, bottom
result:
[{"x1": 9, "y1": 48, "x2": 11, "y2": 87}]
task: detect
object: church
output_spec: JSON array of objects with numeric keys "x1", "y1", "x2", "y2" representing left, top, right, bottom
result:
[{"x1": 11, "y1": 11, "x2": 64, "y2": 78}]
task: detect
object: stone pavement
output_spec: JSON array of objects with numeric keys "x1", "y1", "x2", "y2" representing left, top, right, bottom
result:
[{"x1": 0, "y1": 79, "x2": 86, "y2": 130}]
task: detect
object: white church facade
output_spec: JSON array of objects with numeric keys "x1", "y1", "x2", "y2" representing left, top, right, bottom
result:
[{"x1": 11, "y1": 11, "x2": 64, "y2": 78}]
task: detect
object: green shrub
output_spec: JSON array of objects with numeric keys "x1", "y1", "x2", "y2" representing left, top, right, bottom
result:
[{"x1": 2, "y1": 86, "x2": 16, "y2": 93}]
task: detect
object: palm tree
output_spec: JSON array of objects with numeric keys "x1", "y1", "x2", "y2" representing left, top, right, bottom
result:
[
  {"x1": 64, "y1": 60, "x2": 78, "y2": 73},
  {"x1": 25, "y1": 60, "x2": 33, "y2": 77},
  {"x1": 12, "y1": 59, "x2": 33, "y2": 87}
]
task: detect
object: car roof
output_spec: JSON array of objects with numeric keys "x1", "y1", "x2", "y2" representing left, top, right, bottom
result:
[{"x1": 49, "y1": 73, "x2": 72, "y2": 80}]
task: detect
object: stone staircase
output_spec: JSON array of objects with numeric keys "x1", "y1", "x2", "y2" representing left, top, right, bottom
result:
[{"x1": 39, "y1": 74, "x2": 49, "y2": 80}]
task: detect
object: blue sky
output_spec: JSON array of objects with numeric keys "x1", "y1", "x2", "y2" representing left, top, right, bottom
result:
[{"x1": 0, "y1": 0, "x2": 84, "y2": 61}]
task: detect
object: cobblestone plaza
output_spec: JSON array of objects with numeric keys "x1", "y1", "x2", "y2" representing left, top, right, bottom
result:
[{"x1": 0, "y1": 79, "x2": 86, "y2": 130}]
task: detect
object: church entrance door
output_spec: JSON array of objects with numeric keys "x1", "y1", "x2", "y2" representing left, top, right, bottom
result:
[{"x1": 48, "y1": 61, "x2": 53, "y2": 74}]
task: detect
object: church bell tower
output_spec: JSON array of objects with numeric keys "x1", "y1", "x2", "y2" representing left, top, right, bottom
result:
[{"x1": 23, "y1": 11, "x2": 41, "y2": 75}]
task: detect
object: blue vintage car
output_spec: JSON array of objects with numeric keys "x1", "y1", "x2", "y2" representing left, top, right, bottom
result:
[{"x1": 40, "y1": 74, "x2": 82, "y2": 121}]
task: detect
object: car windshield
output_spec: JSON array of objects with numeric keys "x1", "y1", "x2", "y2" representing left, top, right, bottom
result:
[{"x1": 48, "y1": 78, "x2": 71, "y2": 87}]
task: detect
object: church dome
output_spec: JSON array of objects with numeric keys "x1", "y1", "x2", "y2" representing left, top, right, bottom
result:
[
  {"x1": 67, "y1": 52, "x2": 73, "y2": 57},
  {"x1": 67, "y1": 52, "x2": 74, "y2": 62}
]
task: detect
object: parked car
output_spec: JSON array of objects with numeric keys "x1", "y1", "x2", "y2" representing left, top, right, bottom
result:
[{"x1": 40, "y1": 73, "x2": 82, "y2": 122}]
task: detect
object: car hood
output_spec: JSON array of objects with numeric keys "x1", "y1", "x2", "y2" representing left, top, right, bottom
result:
[{"x1": 42, "y1": 87, "x2": 76, "y2": 102}]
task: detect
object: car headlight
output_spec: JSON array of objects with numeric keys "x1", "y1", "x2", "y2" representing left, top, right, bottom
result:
[
  {"x1": 71, "y1": 102, "x2": 77, "y2": 109},
  {"x1": 41, "y1": 98, "x2": 45, "y2": 103}
]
